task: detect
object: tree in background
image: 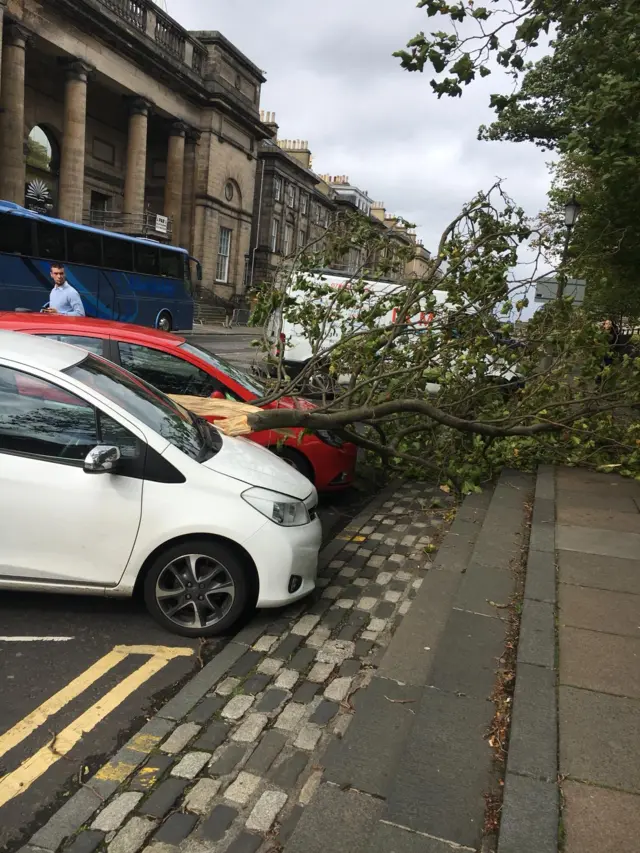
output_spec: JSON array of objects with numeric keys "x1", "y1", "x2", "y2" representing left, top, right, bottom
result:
[{"x1": 394, "y1": 0, "x2": 640, "y2": 320}]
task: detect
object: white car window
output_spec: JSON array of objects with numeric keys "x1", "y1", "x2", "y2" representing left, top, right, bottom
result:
[{"x1": 40, "y1": 334, "x2": 105, "y2": 356}]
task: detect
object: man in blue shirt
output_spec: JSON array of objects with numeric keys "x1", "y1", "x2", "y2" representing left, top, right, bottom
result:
[{"x1": 44, "y1": 263, "x2": 85, "y2": 316}]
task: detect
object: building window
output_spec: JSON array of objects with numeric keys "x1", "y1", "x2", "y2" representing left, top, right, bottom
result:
[
  {"x1": 300, "y1": 193, "x2": 308, "y2": 215},
  {"x1": 216, "y1": 227, "x2": 232, "y2": 282},
  {"x1": 314, "y1": 204, "x2": 322, "y2": 225},
  {"x1": 284, "y1": 224, "x2": 293, "y2": 256},
  {"x1": 274, "y1": 176, "x2": 282, "y2": 201},
  {"x1": 298, "y1": 229, "x2": 307, "y2": 249},
  {"x1": 271, "y1": 218, "x2": 280, "y2": 252},
  {"x1": 286, "y1": 183, "x2": 295, "y2": 208}
]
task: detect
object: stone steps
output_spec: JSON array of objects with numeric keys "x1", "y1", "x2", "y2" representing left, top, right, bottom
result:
[{"x1": 283, "y1": 471, "x2": 534, "y2": 853}]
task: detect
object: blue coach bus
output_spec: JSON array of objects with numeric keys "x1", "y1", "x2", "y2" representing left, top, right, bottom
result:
[{"x1": 0, "y1": 201, "x2": 200, "y2": 331}]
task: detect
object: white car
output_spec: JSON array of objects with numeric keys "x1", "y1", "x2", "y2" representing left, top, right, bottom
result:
[{"x1": 0, "y1": 331, "x2": 322, "y2": 637}]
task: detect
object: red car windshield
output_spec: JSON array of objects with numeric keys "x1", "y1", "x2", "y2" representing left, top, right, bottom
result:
[{"x1": 180, "y1": 342, "x2": 265, "y2": 397}]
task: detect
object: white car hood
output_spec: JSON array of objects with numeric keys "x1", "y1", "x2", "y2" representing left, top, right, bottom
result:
[{"x1": 203, "y1": 434, "x2": 314, "y2": 501}]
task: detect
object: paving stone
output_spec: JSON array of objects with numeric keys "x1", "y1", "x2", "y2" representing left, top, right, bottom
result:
[
  {"x1": 524, "y1": 549, "x2": 556, "y2": 604},
  {"x1": 224, "y1": 771, "x2": 262, "y2": 805},
  {"x1": 252, "y1": 634, "x2": 278, "y2": 653},
  {"x1": 498, "y1": 773, "x2": 558, "y2": 853},
  {"x1": 361, "y1": 630, "x2": 379, "y2": 642},
  {"x1": 229, "y1": 650, "x2": 262, "y2": 677},
  {"x1": 306, "y1": 627, "x2": 331, "y2": 648},
  {"x1": 193, "y1": 720, "x2": 230, "y2": 751},
  {"x1": 159, "y1": 723, "x2": 201, "y2": 754},
  {"x1": 270, "y1": 751, "x2": 309, "y2": 788},
  {"x1": 291, "y1": 615, "x2": 321, "y2": 636},
  {"x1": 231, "y1": 712, "x2": 269, "y2": 743},
  {"x1": 274, "y1": 702, "x2": 307, "y2": 731},
  {"x1": 246, "y1": 790, "x2": 288, "y2": 832},
  {"x1": 354, "y1": 639, "x2": 374, "y2": 658},
  {"x1": 367, "y1": 821, "x2": 458, "y2": 853},
  {"x1": 223, "y1": 832, "x2": 263, "y2": 853},
  {"x1": 322, "y1": 585, "x2": 341, "y2": 599},
  {"x1": 273, "y1": 634, "x2": 304, "y2": 660},
  {"x1": 556, "y1": 488, "x2": 640, "y2": 515},
  {"x1": 309, "y1": 700, "x2": 339, "y2": 725},
  {"x1": 507, "y1": 663, "x2": 557, "y2": 781},
  {"x1": 256, "y1": 659, "x2": 282, "y2": 676},
  {"x1": 216, "y1": 677, "x2": 241, "y2": 697},
  {"x1": 367, "y1": 618, "x2": 387, "y2": 633},
  {"x1": 322, "y1": 608, "x2": 345, "y2": 628},
  {"x1": 398, "y1": 600, "x2": 411, "y2": 615},
  {"x1": 292, "y1": 681, "x2": 320, "y2": 704},
  {"x1": 386, "y1": 688, "x2": 495, "y2": 848},
  {"x1": 222, "y1": 694, "x2": 254, "y2": 720},
  {"x1": 171, "y1": 751, "x2": 211, "y2": 779},
  {"x1": 139, "y1": 779, "x2": 189, "y2": 819},
  {"x1": 352, "y1": 578, "x2": 368, "y2": 588},
  {"x1": 317, "y1": 640, "x2": 355, "y2": 665},
  {"x1": 517, "y1": 600, "x2": 555, "y2": 669},
  {"x1": 339, "y1": 566, "x2": 357, "y2": 578},
  {"x1": 337, "y1": 614, "x2": 369, "y2": 642},
  {"x1": 243, "y1": 673, "x2": 272, "y2": 694},
  {"x1": 376, "y1": 571, "x2": 393, "y2": 584},
  {"x1": 284, "y1": 783, "x2": 384, "y2": 853},
  {"x1": 294, "y1": 723, "x2": 323, "y2": 751},
  {"x1": 558, "y1": 504, "x2": 640, "y2": 534},
  {"x1": 357, "y1": 597, "x2": 377, "y2": 612},
  {"x1": 560, "y1": 626, "x2": 640, "y2": 698},
  {"x1": 209, "y1": 743, "x2": 248, "y2": 776},
  {"x1": 324, "y1": 677, "x2": 352, "y2": 702},
  {"x1": 562, "y1": 780, "x2": 640, "y2": 853},
  {"x1": 200, "y1": 805, "x2": 238, "y2": 842},
  {"x1": 275, "y1": 669, "x2": 300, "y2": 690},
  {"x1": 559, "y1": 584, "x2": 640, "y2": 638},
  {"x1": 152, "y1": 813, "x2": 198, "y2": 845},
  {"x1": 374, "y1": 601, "x2": 395, "y2": 618},
  {"x1": 384, "y1": 590, "x2": 402, "y2": 603},
  {"x1": 183, "y1": 778, "x2": 222, "y2": 814},
  {"x1": 335, "y1": 599, "x2": 354, "y2": 609},
  {"x1": 256, "y1": 688, "x2": 290, "y2": 713},
  {"x1": 92, "y1": 794, "x2": 143, "y2": 832},
  {"x1": 278, "y1": 805, "x2": 304, "y2": 843},
  {"x1": 108, "y1": 817, "x2": 155, "y2": 853},
  {"x1": 558, "y1": 550, "x2": 640, "y2": 595},
  {"x1": 130, "y1": 755, "x2": 174, "y2": 792},
  {"x1": 308, "y1": 662, "x2": 334, "y2": 683},
  {"x1": 64, "y1": 830, "x2": 105, "y2": 853},
  {"x1": 559, "y1": 686, "x2": 640, "y2": 792},
  {"x1": 557, "y1": 524, "x2": 640, "y2": 561},
  {"x1": 244, "y1": 730, "x2": 288, "y2": 775},
  {"x1": 289, "y1": 647, "x2": 317, "y2": 672},
  {"x1": 187, "y1": 696, "x2": 225, "y2": 724}
]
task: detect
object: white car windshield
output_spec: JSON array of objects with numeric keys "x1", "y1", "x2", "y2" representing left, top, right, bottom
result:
[{"x1": 65, "y1": 354, "x2": 220, "y2": 461}]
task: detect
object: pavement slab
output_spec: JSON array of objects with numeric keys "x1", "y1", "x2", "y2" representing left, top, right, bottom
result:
[
  {"x1": 559, "y1": 584, "x2": 640, "y2": 637},
  {"x1": 556, "y1": 487, "x2": 640, "y2": 514},
  {"x1": 560, "y1": 626, "x2": 640, "y2": 698},
  {"x1": 558, "y1": 550, "x2": 640, "y2": 595},
  {"x1": 498, "y1": 773, "x2": 558, "y2": 853},
  {"x1": 562, "y1": 780, "x2": 640, "y2": 853},
  {"x1": 559, "y1": 686, "x2": 640, "y2": 793},
  {"x1": 557, "y1": 504, "x2": 640, "y2": 534},
  {"x1": 556, "y1": 524, "x2": 640, "y2": 561}
]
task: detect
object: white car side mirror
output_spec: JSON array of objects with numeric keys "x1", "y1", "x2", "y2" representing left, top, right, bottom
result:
[{"x1": 84, "y1": 445, "x2": 121, "y2": 474}]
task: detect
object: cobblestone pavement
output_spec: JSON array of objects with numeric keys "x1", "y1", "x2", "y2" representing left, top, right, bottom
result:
[{"x1": 21, "y1": 482, "x2": 454, "y2": 853}]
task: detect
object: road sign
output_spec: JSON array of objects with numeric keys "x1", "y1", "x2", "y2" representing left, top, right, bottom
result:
[{"x1": 535, "y1": 276, "x2": 586, "y2": 304}]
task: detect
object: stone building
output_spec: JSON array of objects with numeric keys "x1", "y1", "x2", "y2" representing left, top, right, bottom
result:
[
  {"x1": 248, "y1": 112, "x2": 336, "y2": 290},
  {"x1": 0, "y1": 0, "x2": 269, "y2": 300}
]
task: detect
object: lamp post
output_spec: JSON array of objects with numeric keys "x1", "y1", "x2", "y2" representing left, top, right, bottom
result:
[{"x1": 557, "y1": 195, "x2": 581, "y2": 298}]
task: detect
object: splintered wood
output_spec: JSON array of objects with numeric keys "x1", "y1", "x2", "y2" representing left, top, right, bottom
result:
[{"x1": 167, "y1": 395, "x2": 293, "y2": 438}]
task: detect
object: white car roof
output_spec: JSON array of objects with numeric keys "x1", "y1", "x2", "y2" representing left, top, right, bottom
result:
[{"x1": 0, "y1": 329, "x2": 85, "y2": 372}]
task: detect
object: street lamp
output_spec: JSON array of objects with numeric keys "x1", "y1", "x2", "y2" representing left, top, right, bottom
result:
[{"x1": 558, "y1": 196, "x2": 581, "y2": 298}]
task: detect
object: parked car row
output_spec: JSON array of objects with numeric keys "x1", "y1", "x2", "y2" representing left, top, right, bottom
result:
[{"x1": 0, "y1": 317, "x2": 358, "y2": 636}]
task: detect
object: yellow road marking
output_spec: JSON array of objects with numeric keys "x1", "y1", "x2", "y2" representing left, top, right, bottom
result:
[
  {"x1": 0, "y1": 645, "x2": 193, "y2": 808},
  {"x1": 0, "y1": 645, "x2": 190, "y2": 761}
]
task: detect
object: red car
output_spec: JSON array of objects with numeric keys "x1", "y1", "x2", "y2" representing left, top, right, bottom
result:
[{"x1": 0, "y1": 313, "x2": 357, "y2": 492}]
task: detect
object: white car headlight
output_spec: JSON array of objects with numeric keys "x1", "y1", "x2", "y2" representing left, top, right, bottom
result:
[{"x1": 242, "y1": 487, "x2": 311, "y2": 527}]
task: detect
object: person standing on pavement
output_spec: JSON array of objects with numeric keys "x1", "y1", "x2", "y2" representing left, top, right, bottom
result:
[{"x1": 43, "y1": 262, "x2": 85, "y2": 316}]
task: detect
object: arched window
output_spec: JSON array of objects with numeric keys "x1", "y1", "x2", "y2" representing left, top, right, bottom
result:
[{"x1": 25, "y1": 125, "x2": 59, "y2": 215}]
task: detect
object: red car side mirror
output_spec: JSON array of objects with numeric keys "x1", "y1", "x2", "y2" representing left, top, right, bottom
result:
[{"x1": 211, "y1": 390, "x2": 225, "y2": 399}]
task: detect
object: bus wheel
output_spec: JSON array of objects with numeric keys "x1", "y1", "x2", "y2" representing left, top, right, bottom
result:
[{"x1": 157, "y1": 311, "x2": 173, "y2": 332}]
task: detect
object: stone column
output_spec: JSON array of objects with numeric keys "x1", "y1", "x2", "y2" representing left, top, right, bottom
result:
[
  {"x1": 0, "y1": 0, "x2": 7, "y2": 99},
  {"x1": 164, "y1": 121, "x2": 187, "y2": 246},
  {"x1": 0, "y1": 23, "x2": 29, "y2": 204},
  {"x1": 58, "y1": 60, "x2": 92, "y2": 223},
  {"x1": 180, "y1": 128, "x2": 200, "y2": 252},
  {"x1": 123, "y1": 97, "x2": 152, "y2": 221}
]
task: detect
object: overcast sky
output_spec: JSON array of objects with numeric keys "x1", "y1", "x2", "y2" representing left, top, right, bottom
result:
[{"x1": 166, "y1": 0, "x2": 552, "y2": 260}]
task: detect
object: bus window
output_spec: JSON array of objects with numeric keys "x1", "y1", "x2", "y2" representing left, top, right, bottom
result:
[
  {"x1": 37, "y1": 222, "x2": 66, "y2": 261},
  {"x1": 104, "y1": 236, "x2": 134, "y2": 272},
  {"x1": 135, "y1": 243, "x2": 159, "y2": 275},
  {"x1": 67, "y1": 228, "x2": 102, "y2": 266},
  {"x1": 159, "y1": 248, "x2": 181, "y2": 279},
  {"x1": 0, "y1": 213, "x2": 33, "y2": 255}
]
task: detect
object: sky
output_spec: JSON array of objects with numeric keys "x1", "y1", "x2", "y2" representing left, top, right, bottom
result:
[{"x1": 166, "y1": 0, "x2": 552, "y2": 264}]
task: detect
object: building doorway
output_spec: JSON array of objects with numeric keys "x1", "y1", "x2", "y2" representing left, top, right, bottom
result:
[{"x1": 25, "y1": 125, "x2": 59, "y2": 215}]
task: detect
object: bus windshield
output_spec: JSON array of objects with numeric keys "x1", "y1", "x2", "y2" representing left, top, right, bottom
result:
[{"x1": 0, "y1": 205, "x2": 196, "y2": 333}]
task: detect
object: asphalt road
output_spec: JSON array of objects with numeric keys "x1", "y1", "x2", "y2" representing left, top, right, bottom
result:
[{"x1": 0, "y1": 327, "x2": 372, "y2": 852}]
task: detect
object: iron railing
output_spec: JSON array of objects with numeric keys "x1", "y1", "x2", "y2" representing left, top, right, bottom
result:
[{"x1": 86, "y1": 210, "x2": 174, "y2": 240}]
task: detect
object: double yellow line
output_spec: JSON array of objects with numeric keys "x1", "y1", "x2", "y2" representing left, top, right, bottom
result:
[{"x1": 0, "y1": 645, "x2": 193, "y2": 809}]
